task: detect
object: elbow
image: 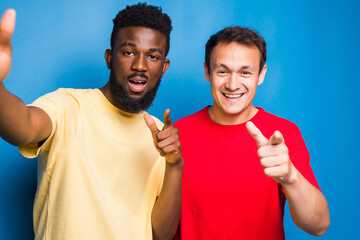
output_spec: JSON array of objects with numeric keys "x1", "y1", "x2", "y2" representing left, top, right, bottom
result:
[
  {"x1": 312, "y1": 228, "x2": 328, "y2": 237},
  {"x1": 315, "y1": 220, "x2": 330, "y2": 237},
  {"x1": 308, "y1": 217, "x2": 330, "y2": 237}
]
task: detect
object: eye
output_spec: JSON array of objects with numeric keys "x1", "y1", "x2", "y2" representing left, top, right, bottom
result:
[
  {"x1": 241, "y1": 71, "x2": 252, "y2": 76},
  {"x1": 217, "y1": 69, "x2": 227, "y2": 76},
  {"x1": 123, "y1": 51, "x2": 134, "y2": 56},
  {"x1": 148, "y1": 54, "x2": 160, "y2": 60}
]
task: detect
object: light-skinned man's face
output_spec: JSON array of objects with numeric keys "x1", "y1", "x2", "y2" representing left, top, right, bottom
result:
[
  {"x1": 104, "y1": 26, "x2": 170, "y2": 113},
  {"x1": 204, "y1": 41, "x2": 267, "y2": 125}
]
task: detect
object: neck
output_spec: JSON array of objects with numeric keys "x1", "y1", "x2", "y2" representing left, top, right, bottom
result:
[{"x1": 208, "y1": 105, "x2": 258, "y2": 125}]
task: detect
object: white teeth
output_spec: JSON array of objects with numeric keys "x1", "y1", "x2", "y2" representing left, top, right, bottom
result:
[
  {"x1": 224, "y1": 93, "x2": 243, "y2": 99},
  {"x1": 130, "y1": 80, "x2": 146, "y2": 84}
]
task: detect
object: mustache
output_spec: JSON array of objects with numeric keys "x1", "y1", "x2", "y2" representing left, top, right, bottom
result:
[{"x1": 127, "y1": 72, "x2": 148, "y2": 80}]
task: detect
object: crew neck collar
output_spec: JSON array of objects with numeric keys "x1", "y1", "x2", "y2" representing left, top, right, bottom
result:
[
  {"x1": 94, "y1": 88, "x2": 145, "y2": 119},
  {"x1": 204, "y1": 105, "x2": 264, "y2": 131}
]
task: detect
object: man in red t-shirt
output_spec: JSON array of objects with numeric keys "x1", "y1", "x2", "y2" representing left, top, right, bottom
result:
[{"x1": 175, "y1": 26, "x2": 330, "y2": 239}]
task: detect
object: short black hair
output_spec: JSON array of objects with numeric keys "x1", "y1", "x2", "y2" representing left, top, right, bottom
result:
[
  {"x1": 110, "y1": 3, "x2": 172, "y2": 56},
  {"x1": 205, "y1": 26, "x2": 267, "y2": 74}
]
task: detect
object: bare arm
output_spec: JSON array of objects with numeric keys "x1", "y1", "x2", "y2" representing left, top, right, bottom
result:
[
  {"x1": 246, "y1": 121, "x2": 330, "y2": 236},
  {"x1": 144, "y1": 109, "x2": 182, "y2": 240},
  {"x1": 0, "y1": 9, "x2": 52, "y2": 146},
  {"x1": 282, "y1": 166, "x2": 329, "y2": 236}
]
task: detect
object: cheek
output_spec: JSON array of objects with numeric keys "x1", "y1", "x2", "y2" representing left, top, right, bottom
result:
[
  {"x1": 112, "y1": 59, "x2": 127, "y2": 73},
  {"x1": 210, "y1": 77, "x2": 225, "y2": 90},
  {"x1": 242, "y1": 78, "x2": 258, "y2": 90},
  {"x1": 150, "y1": 64, "x2": 165, "y2": 78},
  {"x1": 210, "y1": 81, "x2": 220, "y2": 96},
  {"x1": 113, "y1": 66, "x2": 127, "y2": 80}
]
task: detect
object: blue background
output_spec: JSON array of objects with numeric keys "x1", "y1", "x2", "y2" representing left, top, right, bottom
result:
[{"x1": 0, "y1": 0, "x2": 359, "y2": 239}]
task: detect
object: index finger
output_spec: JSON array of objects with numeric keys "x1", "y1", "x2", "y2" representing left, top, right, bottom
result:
[
  {"x1": 144, "y1": 113, "x2": 160, "y2": 137},
  {"x1": 162, "y1": 108, "x2": 173, "y2": 129},
  {"x1": 0, "y1": 9, "x2": 16, "y2": 43},
  {"x1": 245, "y1": 121, "x2": 268, "y2": 148}
]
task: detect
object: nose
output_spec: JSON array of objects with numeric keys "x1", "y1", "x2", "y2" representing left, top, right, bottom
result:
[
  {"x1": 225, "y1": 73, "x2": 240, "y2": 91},
  {"x1": 131, "y1": 54, "x2": 148, "y2": 72}
]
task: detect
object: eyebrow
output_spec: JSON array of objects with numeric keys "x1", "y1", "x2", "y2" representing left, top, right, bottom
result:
[
  {"x1": 149, "y1": 48, "x2": 163, "y2": 55},
  {"x1": 214, "y1": 63, "x2": 254, "y2": 70},
  {"x1": 119, "y1": 42, "x2": 163, "y2": 55},
  {"x1": 119, "y1": 42, "x2": 136, "y2": 48},
  {"x1": 214, "y1": 63, "x2": 229, "y2": 70}
]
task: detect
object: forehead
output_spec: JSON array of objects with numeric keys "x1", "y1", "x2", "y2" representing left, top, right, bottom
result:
[
  {"x1": 210, "y1": 42, "x2": 261, "y2": 70},
  {"x1": 114, "y1": 26, "x2": 167, "y2": 50}
]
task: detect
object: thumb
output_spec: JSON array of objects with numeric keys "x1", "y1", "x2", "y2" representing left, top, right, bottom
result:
[
  {"x1": 162, "y1": 109, "x2": 173, "y2": 129},
  {"x1": 246, "y1": 121, "x2": 268, "y2": 148},
  {"x1": 144, "y1": 113, "x2": 160, "y2": 138},
  {"x1": 268, "y1": 130, "x2": 284, "y2": 145},
  {"x1": 0, "y1": 9, "x2": 16, "y2": 44},
  {"x1": 0, "y1": 9, "x2": 16, "y2": 82}
]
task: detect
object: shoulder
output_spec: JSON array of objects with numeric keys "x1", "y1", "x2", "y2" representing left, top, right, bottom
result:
[
  {"x1": 35, "y1": 88, "x2": 95, "y2": 102},
  {"x1": 256, "y1": 108, "x2": 301, "y2": 139},
  {"x1": 56, "y1": 88, "x2": 98, "y2": 101},
  {"x1": 260, "y1": 108, "x2": 299, "y2": 130},
  {"x1": 174, "y1": 107, "x2": 208, "y2": 129},
  {"x1": 30, "y1": 88, "x2": 99, "y2": 118}
]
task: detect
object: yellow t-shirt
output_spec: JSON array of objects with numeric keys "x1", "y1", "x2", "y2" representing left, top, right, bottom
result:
[{"x1": 19, "y1": 88, "x2": 165, "y2": 240}]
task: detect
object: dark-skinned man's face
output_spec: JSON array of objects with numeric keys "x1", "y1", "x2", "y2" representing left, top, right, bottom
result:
[{"x1": 105, "y1": 26, "x2": 170, "y2": 113}]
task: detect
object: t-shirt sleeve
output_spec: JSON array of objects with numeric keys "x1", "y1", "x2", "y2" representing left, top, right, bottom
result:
[
  {"x1": 18, "y1": 89, "x2": 72, "y2": 158},
  {"x1": 287, "y1": 124, "x2": 320, "y2": 190}
]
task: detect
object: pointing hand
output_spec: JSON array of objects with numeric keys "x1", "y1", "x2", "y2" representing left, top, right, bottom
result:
[
  {"x1": 246, "y1": 121, "x2": 297, "y2": 184},
  {"x1": 144, "y1": 109, "x2": 183, "y2": 165}
]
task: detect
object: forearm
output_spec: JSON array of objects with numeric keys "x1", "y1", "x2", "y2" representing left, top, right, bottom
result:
[
  {"x1": 0, "y1": 83, "x2": 50, "y2": 145},
  {"x1": 283, "y1": 169, "x2": 330, "y2": 236},
  {"x1": 151, "y1": 160, "x2": 183, "y2": 240}
]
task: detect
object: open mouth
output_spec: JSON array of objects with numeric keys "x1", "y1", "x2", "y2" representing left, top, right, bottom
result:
[
  {"x1": 128, "y1": 79, "x2": 147, "y2": 93},
  {"x1": 223, "y1": 93, "x2": 244, "y2": 99},
  {"x1": 129, "y1": 79, "x2": 147, "y2": 85}
]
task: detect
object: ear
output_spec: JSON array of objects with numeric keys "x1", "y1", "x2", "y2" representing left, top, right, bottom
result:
[
  {"x1": 161, "y1": 59, "x2": 170, "y2": 78},
  {"x1": 204, "y1": 62, "x2": 211, "y2": 82},
  {"x1": 257, "y1": 64, "x2": 267, "y2": 86},
  {"x1": 105, "y1": 49, "x2": 112, "y2": 69}
]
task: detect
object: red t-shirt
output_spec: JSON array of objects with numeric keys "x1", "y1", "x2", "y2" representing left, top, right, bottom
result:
[{"x1": 174, "y1": 107, "x2": 319, "y2": 240}]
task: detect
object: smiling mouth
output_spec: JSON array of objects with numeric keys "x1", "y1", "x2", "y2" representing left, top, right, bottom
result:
[{"x1": 223, "y1": 93, "x2": 244, "y2": 99}]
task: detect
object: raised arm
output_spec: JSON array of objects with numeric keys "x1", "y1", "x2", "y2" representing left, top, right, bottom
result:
[
  {"x1": 0, "y1": 9, "x2": 52, "y2": 146},
  {"x1": 144, "y1": 109, "x2": 183, "y2": 240},
  {"x1": 246, "y1": 121, "x2": 330, "y2": 236}
]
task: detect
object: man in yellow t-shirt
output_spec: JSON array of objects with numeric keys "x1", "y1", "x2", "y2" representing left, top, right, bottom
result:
[{"x1": 0, "y1": 3, "x2": 182, "y2": 240}]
